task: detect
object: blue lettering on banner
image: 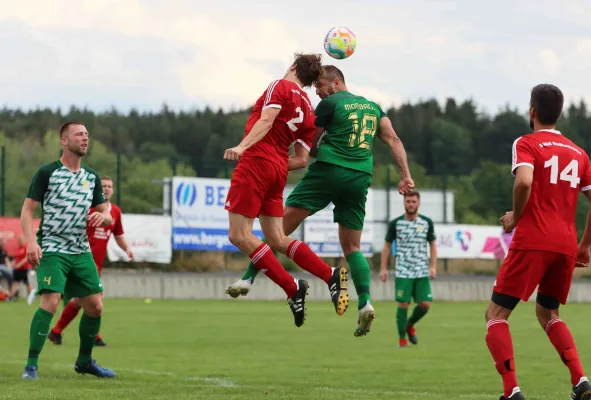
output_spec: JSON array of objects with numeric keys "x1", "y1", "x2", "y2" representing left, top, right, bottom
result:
[
  {"x1": 173, "y1": 227, "x2": 264, "y2": 251},
  {"x1": 306, "y1": 242, "x2": 373, "y2": 256}
]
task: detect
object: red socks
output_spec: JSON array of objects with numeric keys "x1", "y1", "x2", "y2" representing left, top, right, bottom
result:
[
  {"x1": 546, "y1": 318, "x2": 585, "y2": 385},
  {"x1": 250, "y1": 243, "x2": 297, "y2": 298},
  {"x1": 287, "y1": 240, "x2": 332, "y2": 283},
  {"x1": 486, "y1": 320, "x2": 518, "y2": 398},
  {"x1": 52, "y1": 301, "x2": 81, "y2": 334}
]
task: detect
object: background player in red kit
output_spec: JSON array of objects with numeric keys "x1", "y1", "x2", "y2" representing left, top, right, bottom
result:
[
  {"x1": 223, "y1": 53, "x2": 347, "y2": 327},
  {"x1": 485, "y1": 84, "x2": 591, "y2": 400},
  {"x1": 49, "y1": 176, "x2": 133, "y2": 347}
]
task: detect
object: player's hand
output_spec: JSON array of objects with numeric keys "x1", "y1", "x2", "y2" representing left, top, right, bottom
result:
[
  {"x1": 126, "y1": 248, "x2": 134, "y2": 261},
  {"x1": 379, "y1": 268, "x2": 388, "y2": 283},
  {"x1": 398, "y1": 176, "x2": 415, "y2": 195},
  {"x1": 500, "y1": 211, "x2": 516, "y2": 233},
  {"x1": 27, "y1": 242, "x2": 42, "y2": 267},
  {"x1": 224, "y1": 145, "x2": 245, "y2": 161},
  {"x1": 87, "y1": 212, "x2": 106, "y2": 227},
  {"x1": 429, "y1": 266, "x2": 437, "y2": 280},
  {"x1": 575, "y1": 245, "x2": 590, "y2": 268}
]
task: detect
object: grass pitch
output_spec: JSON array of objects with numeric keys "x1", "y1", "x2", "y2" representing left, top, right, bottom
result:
[{"x1": 1, "y1": 298, "x2": 589, "y2": 399}]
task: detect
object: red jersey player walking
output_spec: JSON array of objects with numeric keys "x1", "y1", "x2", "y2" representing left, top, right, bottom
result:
[
  {"x1": 485, "y1": 84, "x2": 591, "y2": 400},
  {"x1": 48, "y1": 176, "x2": 133, "y2": 347},
  {"x1": 223, "y1": 53, "x2": 347, "y2": 327}
]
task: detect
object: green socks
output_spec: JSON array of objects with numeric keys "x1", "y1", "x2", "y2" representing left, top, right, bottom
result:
[
  {"x1": 27, "y1": 308, "x2": 54, "y2": 367},
  {"x1": 241, "y1": 261, "x2": 260, "y2": 282},
  {"x1": 408, "y1": 305, "x2": 429, "y2": 326},
  {"x1": 346, "y1": 251, "x2": 371, "y2": 309},
  {"x1": 77, "y1": 314, "x2": 101, "y2": 365},
  {"x1": 396, "y1": 307, "x2": 408, "y2": 339}
]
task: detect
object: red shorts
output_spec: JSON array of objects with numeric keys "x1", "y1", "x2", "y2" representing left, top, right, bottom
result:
[
  {"x1": 493, "y1": 249, "x2": 575, "y2": 305},
  {"x1": 225, "y1": 157, "x2": 286, "y2": 218}
]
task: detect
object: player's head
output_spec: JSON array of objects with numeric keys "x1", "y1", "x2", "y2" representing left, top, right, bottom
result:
[
  {"x1": 529, "y1": 84, "x2": 564, "y2": 130},
  {"x1": 60, "y1": 121, "x2": 88, "y2": 157},
  {"x1": 403, "y1": 191, "x2": 420, "y2": 215},
  {"x1": 315, "y1": 65, "x2": 347, "y2": 99},
  {"x1": 286, "y1": 53, "x2": 323, "y2": 88},
  {"x1": 101, "y1": 176, "x2": 114, "y2": 202}
]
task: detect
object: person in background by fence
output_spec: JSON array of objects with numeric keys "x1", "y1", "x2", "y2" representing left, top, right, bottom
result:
[
  {"x1": 0, "y1": 237, "x2": 14, "y2": 293},
  {"x1": 48, "y1": 175, "x2": 133, "y2": 348},
  {"x1": 380, "y1": 190, "x2": 437, "y2": 348},
  {"x1": 9, "y1": 234, "x2": 36, "y2": 304}
]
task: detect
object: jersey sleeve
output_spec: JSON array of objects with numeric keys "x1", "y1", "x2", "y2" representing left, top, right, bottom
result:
[
  {"x1": 372, "y1": 102, "x2": 386, "y2": 119},
  {"x1": 511, "y1": 136, "x2": 535, "y2": 176},
  {"x1": 114, "y1": 208, "x2": 124, "y2": 236},
  {"x1": 314, "y1": 98, "x2": 336, "y2": 128},
  {"x1": 26, "y1": 166, "x2": 50, "y2": 202},
  {"x1": 426, "y1": 217, "x2": 436, "y2": 242},
  {"x1": 581, "y1": 155, "x2": 591, "y2": 192},
  {"x1": 91, "y1": 173, "x2": 106, "y2": 208},
  {"x1": 262, "y1": 80, "x2": 288, "y2": 110},
  {"x1": 385, "y1": 220, "x2": 397, "y2": 243}
]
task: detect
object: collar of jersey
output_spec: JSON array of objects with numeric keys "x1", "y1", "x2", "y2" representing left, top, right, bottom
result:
[{"x1": 537, "y1": 129, "x2": 561, "y2": 135}]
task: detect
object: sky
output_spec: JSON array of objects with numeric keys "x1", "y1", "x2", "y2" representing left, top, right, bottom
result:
[{"x1": 1, "y1": 0, "x2": 591, "y2": 115}]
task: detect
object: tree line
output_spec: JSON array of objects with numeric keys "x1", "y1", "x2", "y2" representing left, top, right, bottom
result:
[{"x1": 1, "y1": 98, "x2": 590, "y2": 234}]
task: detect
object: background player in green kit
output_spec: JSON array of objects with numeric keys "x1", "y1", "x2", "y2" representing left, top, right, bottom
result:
[
  {"x1": 380, "y1": 191, "x2": 438, "y2": 348},
  {"x1": 226, "y1": 65, "x2": 415, "y2": 336},
  {"x1": 21, "y1": 121, "x2": 116, "y2": 380}
]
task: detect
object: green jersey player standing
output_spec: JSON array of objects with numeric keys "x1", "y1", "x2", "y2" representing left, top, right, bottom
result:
[
  {"x1": 21, "y1": 121, "x2": 116, "y2": 380},
  {"x1": 380, "y1": 191, "x2": 437, "y2": 348},
  {"x1": 226, "y1": 65, "x2": 414, "y2": 336}
]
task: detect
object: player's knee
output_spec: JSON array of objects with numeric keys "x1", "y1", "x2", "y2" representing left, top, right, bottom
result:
[
  {"x1": 39, "y1": 293, "x2": 61, "y2": 314},
  {"x1": 228, "y1": 229, "x2": 248, "y2": 250},
  {"x1": 398, "y1": 302, "x2": 409, "y2": 309},
  {"x1": 535, "y1": 298, "x2": 559, "y2": 329},
  {"x1": 84, "y1": 300, "x2": 103, "y2": 317},
  {"x1": 419, "y1": 301, "x2": 431, "y2": 310}
]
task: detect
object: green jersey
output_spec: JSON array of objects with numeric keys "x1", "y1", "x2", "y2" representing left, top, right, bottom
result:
[
  {"x1": 385, "y1": 214, "x2": 435, "y2": 279},
  {"x1": 314, "y1": 91, "x2": 385, "y2": 175},
  {"x1": 27, "y1": 160, "x2": 105, "y2": 254}
]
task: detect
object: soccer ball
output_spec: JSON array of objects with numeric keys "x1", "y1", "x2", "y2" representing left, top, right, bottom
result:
[{"x1": 323, "y1": 26, "x2": 356, "y2": 60}]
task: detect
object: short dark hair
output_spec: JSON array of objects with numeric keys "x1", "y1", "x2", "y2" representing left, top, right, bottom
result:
[
  {"x1": 321, "y1": 65, "x2": 346, "y2": 84},
  {"x1": 404, "y1": 191, "x2": 420, "y2": 199},
  {"x1": 292, "y1": 53, "x2": 322, "y2": 88},
  {"x1": 101, "y1": 176, "x2": 113, "y2": 182},
  {"x1": 530, "y1": 84, "x2": 563, "y2": 125},
  {"x1": 59, "y1": 121, "x2": 84, "y2": 138}
]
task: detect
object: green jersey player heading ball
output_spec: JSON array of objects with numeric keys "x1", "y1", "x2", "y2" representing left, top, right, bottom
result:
[
  {"x1": 226, "y1": 65, "x2": 415, "y2": 336},
  {"x1": 21, "y1": 121, "x2": 116, "y2": 380}
]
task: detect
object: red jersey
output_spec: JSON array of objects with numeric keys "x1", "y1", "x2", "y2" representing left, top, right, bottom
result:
[
  {"x1": 87, "y1": 203, "x2": 124, "y2": 268},
  {"x1": 14, "y1": 244, "x2": 31, "y2": 270},
  {"x1": 241, "y1": 79, "x2": 316, "y2": 170},
  {"x1": 510, "y1": 129, "x2": 591, "y2": 258}
]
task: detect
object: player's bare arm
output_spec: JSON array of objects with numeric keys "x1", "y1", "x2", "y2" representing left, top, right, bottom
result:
[
  {"x1": 429, "y1": 240, "x2": 438, "y2": 279},
  {"x1": 575, "y1": 190, "x2": 591, "y2": 268},
  {"x1": 309, "y1": 126, "x2": 326, "y2": 158},
  {"x1": 502, "y1": 165, "x2": 534, "y2": 233},
  {"x1": 115, "y1": 235, "x2": 134, "y2": 260},
  {"x1": 379, "y1": 242, "x2": 392, "y2": 282},
  {"x1": 224, "y1": 107, "x2": 281, "y2": 161},
  {"x1": 377, "y1": 117, "x2": 414, "y2": 193},
  {"x1": 20, "y1": 198, "x2": 42, "y2": 266},
  {"x1": 88, "y1": 203, "x2": 113, "y2": 227},
  {"x1": 288, "y1": 142, "x2": 309, "y2": 171}
]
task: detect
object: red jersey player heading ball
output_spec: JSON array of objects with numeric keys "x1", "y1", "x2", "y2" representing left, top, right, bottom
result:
[
  {"x1": 223, "y1": 53, "x2": 344, "y2": 328},
  {"x1": 485, "y1": 84, "x2": 591, "y2": 400}
]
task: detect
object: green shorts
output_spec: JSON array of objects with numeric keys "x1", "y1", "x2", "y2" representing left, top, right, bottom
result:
[
  {"x1": 36, "y1": 252, "x2": 103, "y2": 301},
  {"x1": 395, "y1": 277, "x2": 432, "y2": 303},
  {"x1": 286, "y1": 162, "x2": 371, "y2": 230}
]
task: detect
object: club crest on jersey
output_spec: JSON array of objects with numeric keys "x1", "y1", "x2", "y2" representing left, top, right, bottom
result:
[
  {"x1": 81, "y1": 179, "x2": 90, "y2": 191},
  {"x1": 416, "y1": 225, "x2": 424, "y2": 232}
]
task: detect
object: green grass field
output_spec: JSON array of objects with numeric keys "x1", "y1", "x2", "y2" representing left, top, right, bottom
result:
[{"x1": 0, "y1": 299, "x2": 589, "y2": 399}]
